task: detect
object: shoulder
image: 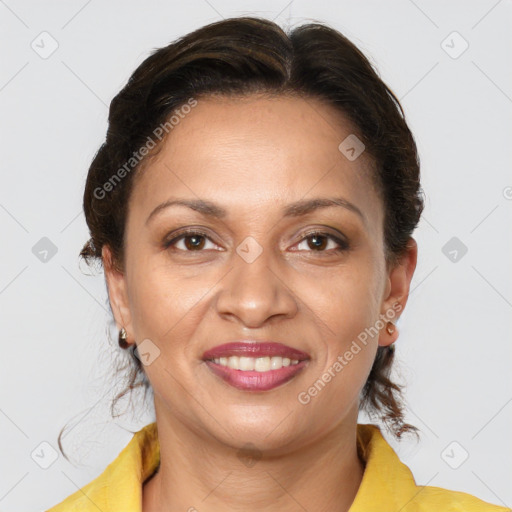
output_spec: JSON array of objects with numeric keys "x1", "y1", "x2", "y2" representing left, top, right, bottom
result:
[
  {"x1": 45, "y1": 422, "x2": 159, "y2": 511},
  {"x1": 412, "y1": 485, "x2": 510, "y2": 511},
  {"x1": 354, "y1": 424, "x2": 509, "y2": 512}
]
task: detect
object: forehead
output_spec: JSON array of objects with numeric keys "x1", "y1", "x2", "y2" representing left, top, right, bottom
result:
[{"x1": 130, "y1": 94, "x2": 383, "y2": 231}]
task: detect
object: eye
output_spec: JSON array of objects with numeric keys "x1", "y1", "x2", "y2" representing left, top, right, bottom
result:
[
  {"x1": 293, "y1": 230, "x2": 349, "y2": 254},
  {"x1": 164, "y1": 229, "x2": 219, "y2": 252}
]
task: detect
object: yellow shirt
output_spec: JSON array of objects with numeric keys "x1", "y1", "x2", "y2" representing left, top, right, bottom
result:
[{"x1": 46, "y1": 422, "x2": 509, "y2": 511}]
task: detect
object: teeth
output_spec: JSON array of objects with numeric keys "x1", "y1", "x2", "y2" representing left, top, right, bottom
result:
[{"x1": 212, "y1": 356, "x2": 301, "y2": 371}]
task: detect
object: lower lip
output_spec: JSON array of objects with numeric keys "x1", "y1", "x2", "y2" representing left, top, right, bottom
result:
[{"x1": 204, "y1": 360, "x2": 308, "y2": 391}]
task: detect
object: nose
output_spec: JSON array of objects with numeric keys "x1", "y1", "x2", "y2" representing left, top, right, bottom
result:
[{"x1": 214, "y1": 245, "x2": 298, "y2": 329}]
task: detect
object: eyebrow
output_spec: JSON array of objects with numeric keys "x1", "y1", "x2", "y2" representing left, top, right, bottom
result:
[{"x1": 146, "y1": 196, "x2": 366, "y2": 226}]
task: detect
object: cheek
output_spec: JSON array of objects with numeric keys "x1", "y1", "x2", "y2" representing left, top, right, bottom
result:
[
  {"x1": 299, "y1": 276, "x2": 380, "y2": 426},
  {"x1": 300, "y1": 259, "x2": 382, "y2": 390},
  {"x1": 307, "y1": 343, "x2": 377, "y2": 432},
  {"x1": 127, "y1": 261, "x2": 186, "y2": 332},
  {"x1": 304, "y1": 262, "x2": 382, "y2": 333},
  {"x1": 127, "y1": 259, "x2": 220, "y2": 348}
]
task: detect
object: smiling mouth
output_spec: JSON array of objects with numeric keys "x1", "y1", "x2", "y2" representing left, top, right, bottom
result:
[{"x1": 202, "y1": 341, "x2": 310, "y2": 391}]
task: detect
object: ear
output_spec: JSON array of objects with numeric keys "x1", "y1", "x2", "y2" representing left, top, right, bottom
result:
[
  {"x1": 378, "y1": 237, "x2": 418, "y2": 347},
  {"x1": 102, "y1": 245, "x2": 133, "y2": 345}
]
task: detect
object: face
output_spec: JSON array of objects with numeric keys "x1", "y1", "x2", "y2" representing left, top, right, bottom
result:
[{"x1": 104, "y1": 94, "x2": 417, "y2": 452}]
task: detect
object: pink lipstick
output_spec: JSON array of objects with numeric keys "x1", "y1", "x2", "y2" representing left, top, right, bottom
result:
[{"x1": 202, "y1": 341, "x2": 310, "y2": 391}]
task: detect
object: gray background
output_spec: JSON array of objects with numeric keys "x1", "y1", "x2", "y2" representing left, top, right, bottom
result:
[{"x1": 1, "y1": 0, "x2": 511, "y2": 510}]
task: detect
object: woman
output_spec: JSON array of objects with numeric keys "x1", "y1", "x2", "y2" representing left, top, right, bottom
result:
[{"x1": 46, "y1": 16, "x2": 507, "y2": 512}]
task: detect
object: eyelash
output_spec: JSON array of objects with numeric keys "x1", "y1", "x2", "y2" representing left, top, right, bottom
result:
[{"x1": 163, "y1": 228, "x2": 349, "y2": 254}]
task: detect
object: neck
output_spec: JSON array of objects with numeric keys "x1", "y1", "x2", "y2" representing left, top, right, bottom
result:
[{"x1": 143, "y1": 400, "x2": 365, "y2": 512}]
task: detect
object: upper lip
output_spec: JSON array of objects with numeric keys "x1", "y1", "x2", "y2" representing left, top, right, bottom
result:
[{"x1": 202, "y1": 341, "x2": 310, "y2": 361}]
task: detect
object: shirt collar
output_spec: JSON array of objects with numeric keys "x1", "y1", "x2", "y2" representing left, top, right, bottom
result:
[
  {"x1": 102, "y1": 421, "x2": 421, "y2": 511},
  {"x1": 105, "y1": 422, "x2": 160, "y2": 510},
  {"x1": 351, "y1": 423, "x2": 421, "y2": 510}
]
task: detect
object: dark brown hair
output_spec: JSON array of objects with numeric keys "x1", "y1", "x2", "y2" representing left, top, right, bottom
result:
[{"x1": 59, "y1": 15, "x2": 424, "y2": 458}]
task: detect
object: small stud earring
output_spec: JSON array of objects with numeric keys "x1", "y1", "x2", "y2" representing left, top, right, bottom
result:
[
  {"x1": 118, "y1": 327, "x2": 129, "y2": 349},
  {"x1": 385, "y1": 321, "x2": 396, "y2": 354},
  {"x1": 386, "y1": 321, "x2": 395, "y2": 335}
]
